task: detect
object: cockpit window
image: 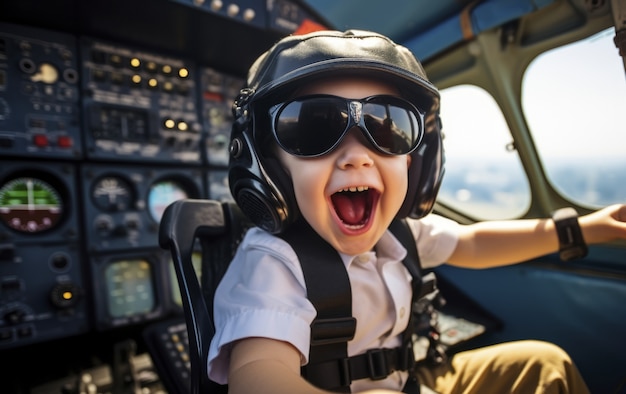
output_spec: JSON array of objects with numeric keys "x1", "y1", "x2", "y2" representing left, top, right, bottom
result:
[
  {"x1": 523, "y1": 28, "x2": 626, "y2": 208},
  {"x1": 438, "y1": 85, "x2": 530, "y2": 220}
]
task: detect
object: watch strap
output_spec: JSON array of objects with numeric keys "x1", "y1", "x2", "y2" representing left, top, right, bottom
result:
[{"x1": 552, "y1": 207, "x2": 588, "y2": 261}]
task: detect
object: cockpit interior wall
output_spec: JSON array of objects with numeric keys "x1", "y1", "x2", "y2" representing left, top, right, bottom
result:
[{"x1": 0, "y1": 1, "x2": 327, "y2": 392}]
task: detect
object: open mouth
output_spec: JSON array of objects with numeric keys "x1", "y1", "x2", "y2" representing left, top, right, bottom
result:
[{"x1": 330, "y1": 186, "x2": 379, "y2": 230}]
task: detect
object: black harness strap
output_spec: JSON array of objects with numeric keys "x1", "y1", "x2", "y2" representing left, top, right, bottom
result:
[
  {"x1": 281, "y1": 218, "x2": 423, "y2": 393},
  {"x1": 280, "y1": 220, "x2": 355, "y2": 392},
  {"x1": 389, "y1": 219, "x2": 423, "y2": 392},
  {"x1": 391, "y1": 220, "x2": 448, "y2": 370}
]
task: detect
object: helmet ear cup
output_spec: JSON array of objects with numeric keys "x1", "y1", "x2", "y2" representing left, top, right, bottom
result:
[
  {"x1": 398, "y1": 115, "x2": 445, "y2": 219},
  {"x1": 228, "y1": 120, "x2": 298, "y2": 234}
]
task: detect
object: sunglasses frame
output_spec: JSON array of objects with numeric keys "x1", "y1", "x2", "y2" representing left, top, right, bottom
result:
[{"x1": 268, "y1": 94, "x2": 425, "y2": 158}]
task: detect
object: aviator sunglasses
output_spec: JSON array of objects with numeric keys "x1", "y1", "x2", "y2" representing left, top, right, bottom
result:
[{"x1": 268, "y1": 94, "x2": 425, "y2": 157}]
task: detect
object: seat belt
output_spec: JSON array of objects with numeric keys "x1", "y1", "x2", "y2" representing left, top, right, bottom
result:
[{"x1": 280, "y1": 218, "x2": 427, "y2": 393}]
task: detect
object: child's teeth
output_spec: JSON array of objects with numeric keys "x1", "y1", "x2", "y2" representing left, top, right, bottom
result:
[{"x1": 341, "y1": 186, "x2": 369, "y2": 192}]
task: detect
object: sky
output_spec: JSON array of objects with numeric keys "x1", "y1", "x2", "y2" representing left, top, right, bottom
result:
[{"x1": 438, "y1": 28, "x2": 625, "y2": 160}]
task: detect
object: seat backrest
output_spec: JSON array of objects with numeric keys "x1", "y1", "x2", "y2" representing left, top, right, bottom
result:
[{"x1": 158, "y1": 199, "x2": 252, "y2": 394}]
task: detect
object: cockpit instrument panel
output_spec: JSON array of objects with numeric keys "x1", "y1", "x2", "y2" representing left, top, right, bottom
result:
[
  {"x1": 82, "y1": 164, "x2": 205, "y2": 253},
  {"x1": 80, "y1": 38, "x2": 201, "y2": 164},
  {"x1": 0, "y1": 23, "x2": 82, "y2": 160},
  {"x1": 0, "y1": 0, "x2": 330, "y2": 355},
  {"x1": 0, "y1": 161, "x2": 86, "y2": 350}
]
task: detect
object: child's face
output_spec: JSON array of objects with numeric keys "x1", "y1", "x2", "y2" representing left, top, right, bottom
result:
[{"x1": 276, "y1": 78, "x2": 412, "y2": 255}]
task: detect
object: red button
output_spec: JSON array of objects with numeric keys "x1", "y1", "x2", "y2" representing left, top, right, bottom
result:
[
  {"x1": 57, "y1": 135, "x2": 73, "y2": 148},
  {"x1": 33, "y1": 134, "x2": 48, "y2": 147}
]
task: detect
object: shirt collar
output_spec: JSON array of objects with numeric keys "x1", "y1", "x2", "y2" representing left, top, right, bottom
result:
[{"x1": 338, "y1": 229, "x2": 408, "y2": 269}]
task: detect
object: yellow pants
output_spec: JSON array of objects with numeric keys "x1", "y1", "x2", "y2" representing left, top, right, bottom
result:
[{"x1": 415, "y1": 340, "x2": 590, "y2": 394}]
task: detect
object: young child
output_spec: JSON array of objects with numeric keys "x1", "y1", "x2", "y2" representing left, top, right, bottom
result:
[{"x1": 207, "y1": 29, "x2": 626, "y2": 394}]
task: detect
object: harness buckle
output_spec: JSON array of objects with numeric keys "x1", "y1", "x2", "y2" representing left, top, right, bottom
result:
[
  {"x1": 338, "y1": 357, "x2": 352, "y2": 387},
  {"x1": 310, "y1": 317, "x2": 356, "y2": 346},
  {"x1": 400, "y1": 342, "x2": 415, "y2": 372},
  {"x1": 366, "y1": 348, "x2": 391, "y2": 380}
]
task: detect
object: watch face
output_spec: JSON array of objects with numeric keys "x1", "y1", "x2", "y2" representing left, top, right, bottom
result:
[{"x1": 0, "y1": 177, "x2": 64, "y2": 233}]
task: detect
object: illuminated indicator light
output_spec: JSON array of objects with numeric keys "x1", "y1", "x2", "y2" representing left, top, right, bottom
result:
[
  {"x1": 148, "y1": 78, "x2": 158, "y2": 88},
  {"x1": 131, "y1": 75, "x2": 142, "y2": 84},
  {"x1": 33, "y1": 134, "x2": 48, "y2": 147},
  {"x1": 227, "y1": 4, "x2": 239, "y2": 16},
  {"x1": 63, "y1": 291, "x2": 73, "y2": 300},
  {"x1": 211, "y1": 0, "x2": 223, "y2": 11},
  {"x1": 57, "y1": 136, "x2": 73, "y2": 148},
  {"x1": 162, "y1": 65, "x2": 172, "y2": 75},
  {"x1": 177, "y1": 121, "x2": 188, "y2": 131},
  {"x1": 243, "y1": 9, "x2": 255, "y2": 21},
  {"x1": 130, "y1": 58, "x2": 141, "y2": 68},
  {"x1": 178, "y1": 68, "x2": 189, "y2": 78},
  {"x1": 164, "y1": 119, "x2": 176, "y2": 129}
]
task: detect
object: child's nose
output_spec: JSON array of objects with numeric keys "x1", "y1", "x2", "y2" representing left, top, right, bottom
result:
[{"x1": 335, "y1": 128, "x2": 375, "y2": 169}]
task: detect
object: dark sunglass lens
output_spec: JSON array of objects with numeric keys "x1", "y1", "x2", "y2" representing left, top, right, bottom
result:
[
  {"x1": 275, "y1": 98, "x2": 347, "y2": 156},
  {"x1": 363, "y1": 101, "x2": 418, "y2": 154}
]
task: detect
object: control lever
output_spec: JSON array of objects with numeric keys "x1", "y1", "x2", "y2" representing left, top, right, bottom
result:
[{"x1": 112, "y1": 339, "x2": 142, "y2": 394}]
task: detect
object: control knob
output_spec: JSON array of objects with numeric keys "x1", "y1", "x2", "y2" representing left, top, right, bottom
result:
[
  {"x1": 3, "y1": 307, "x2": 28, "y2": 325},
  {"x1": 50, "y1": 282, "x2": 82, "y2": 309}
]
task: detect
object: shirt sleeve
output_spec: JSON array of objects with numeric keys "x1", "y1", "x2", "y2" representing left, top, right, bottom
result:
[
  {"x1": 207, "y1": 228, "x2": 317, "y2": 384},
  {"x1": 407, "y1": 214, "x2": 460, "y2": 269}
]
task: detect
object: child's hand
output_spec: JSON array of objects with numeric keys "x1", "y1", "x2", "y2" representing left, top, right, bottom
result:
[{"x1": 580, "y1": 204, "x2": 626, "y2": 244}]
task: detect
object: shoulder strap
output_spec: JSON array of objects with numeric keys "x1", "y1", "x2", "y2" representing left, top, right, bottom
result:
[
  {"x1": 389, "y1": 218, "x2": 422, "y2": 294},
  {"x1": 280, "y1": 218, "x2": 424, "y2": 392},
  {"x1": 391, "y1": 219, "x2": 447, "y2": 368},
  {"x1": 279, "y1": 220, "x2": 355, "y2": 393}
]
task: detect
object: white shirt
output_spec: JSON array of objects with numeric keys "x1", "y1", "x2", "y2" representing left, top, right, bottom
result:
[{"x1": 207, "y1": 214, "x2": 460, "y2": 391}]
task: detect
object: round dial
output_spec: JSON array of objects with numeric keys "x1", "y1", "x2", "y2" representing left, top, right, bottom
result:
[
  {"x1": 0, "y1": 177, "x2": 64, "y2": 233},
  {"x1": 92, "y1": 176, "x2": 134, "y2": 212},
  {"x1": 147, "y1": 180, "x2": 190, "y2": 223}
]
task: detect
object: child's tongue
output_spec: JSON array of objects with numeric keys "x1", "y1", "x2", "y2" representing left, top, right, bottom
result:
[{"x1": 332, "y1": 192, "x2": 367, "y2": 225}]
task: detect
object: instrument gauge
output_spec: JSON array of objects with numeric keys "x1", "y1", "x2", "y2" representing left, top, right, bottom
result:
[
  {"x1": 105, "y1": 259, "x2": 155, "y2": 318},
  {"x1": 92, "y1": 176, "x2": 134, "y2": 212},
  {"x1": 0, "y1": 177, "x2": 64, "y2": 233},
  {"x1": 147, "y1": 180, "x2": 190, "y2": 223}
]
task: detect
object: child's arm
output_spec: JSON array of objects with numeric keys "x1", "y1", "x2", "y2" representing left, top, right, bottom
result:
[
  {"x1": 446, "y1": 204, "x2": 626, "y2": 268},
  {"x1": 228, "y1": 337, "x2": 325, "y2": 394},
  {"x1": 228, "y1": 337, "x2": 402, "y2": 394}
]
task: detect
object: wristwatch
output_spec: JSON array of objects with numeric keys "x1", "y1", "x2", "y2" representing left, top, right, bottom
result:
[{"x1": 551, "y1": 207, "x2": 588, "y2": 261}]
